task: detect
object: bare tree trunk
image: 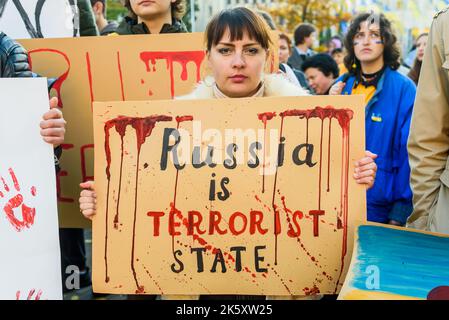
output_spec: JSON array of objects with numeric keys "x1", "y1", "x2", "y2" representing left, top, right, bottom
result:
[{"x1": 302, "y1": 0, "x2": 311, "y2": 22}]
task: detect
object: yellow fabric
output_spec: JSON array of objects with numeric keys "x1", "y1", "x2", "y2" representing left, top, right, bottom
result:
[
  {"x1": 338, "y1": 63, "x2": 347, "y2": 76},
  {"x1": 352, "y1": 83, "x2": 376, "y2": 104}
]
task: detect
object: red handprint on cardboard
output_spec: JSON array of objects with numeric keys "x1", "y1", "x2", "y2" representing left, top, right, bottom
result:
[{"x1": 0, "y1": 168, "x2": 36, "y2": 232}]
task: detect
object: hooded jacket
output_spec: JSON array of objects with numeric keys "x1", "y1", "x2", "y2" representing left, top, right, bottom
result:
[{"x1": 113, "y1": 16, "x2": 188, "y2": 35}]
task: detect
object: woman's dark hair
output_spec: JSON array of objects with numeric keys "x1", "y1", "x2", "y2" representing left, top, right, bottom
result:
[
  {"x1": 205, "y1": 7, "x2": 273, "y2": 52},
  {"x1": 343, "y1": 13, "x2": 401, "y2": 74},
  {"x1": 408, "y1": 33, "x2": 428, "y2": 85},
  {"x1": 121, "y1": 0, "x2": 186, "y2": 21},
  {"x1": 301, "y1": 53, "x2": 339, "y2": 79},
  {"x1": 294, "y1": 23, "x2": 316, "y2": 45}
]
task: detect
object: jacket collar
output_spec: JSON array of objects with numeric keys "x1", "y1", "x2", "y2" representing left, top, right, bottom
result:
[
  {"x1": 177, "y1": 74, "x2": 310, "y2": 100},
  {"x1": 115, "y1": 16, "x2": 188, "y2": 35},
  {"x1": 343, "y1": 67, "x2": 391, "y2": 115}
]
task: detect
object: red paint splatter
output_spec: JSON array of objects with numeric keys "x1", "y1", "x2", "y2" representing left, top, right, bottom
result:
[
  {"x1": 140, "y1": 51, "x2": 206, "y2": 98},
  {"x1": 1, "y1": 168, "x2": 36, "y2": 232},
  {"x1": 279, "y1": 106, "x2": 353, "y2": 292},
  {"x1": 258, "y1": 112, "x2": 277, "y2": 194},
  {"x1": 28, "y1": 49, "x2": 70, "y2": 108},
  {"x1": 103, "y1": 115, "x2": 172, "y2": 288},
  {"x1": 171, "y1": 116, "x2": 194, "y2": 255},
  {"x1": 269, "y1": 266, "x2": 292, "y2": 295},
  {"x1": 303, "y1": 285, "x2": 320, "y2": 296},
  {"x1": 280, "y1": 195, "x2": 323, "y2": 270}
]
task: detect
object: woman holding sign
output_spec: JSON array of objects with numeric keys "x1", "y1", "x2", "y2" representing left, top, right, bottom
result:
[{"x1": 79, "y1": 7, "x2": 377, "y2": 300}]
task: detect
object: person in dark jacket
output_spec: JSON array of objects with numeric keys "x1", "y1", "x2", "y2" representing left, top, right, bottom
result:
[
  {"x1": 113, "y1": 0, "x2": 187, "y2": 35},
  {"x1": 0, "y1": 32, "x2": 66, "y2": 160},
  {"x1": 90, "y1": 0, "x2": 119, "y2": 35},
  {"x1": 77, "y1": 0, "x2": 100, "y2": 36},
  {"x1": 288, "y1": 23, "x2": 317, "y2": 70},
  {"x1": 301, "y1": 53, "x2": 339, "y2": 95}
]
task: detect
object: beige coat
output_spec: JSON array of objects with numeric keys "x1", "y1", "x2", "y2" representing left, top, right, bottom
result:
[
  {"x1": 407, "y1": 7, "x2": 449, "y2": 233},
  {"x1": 179, "y1": 73, "x2": 310, "y2": 100}
]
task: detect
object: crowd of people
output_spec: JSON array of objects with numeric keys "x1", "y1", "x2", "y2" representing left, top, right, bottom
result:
[{"x1": 1, "y1": 0, "x2": 448, "y2": 300}]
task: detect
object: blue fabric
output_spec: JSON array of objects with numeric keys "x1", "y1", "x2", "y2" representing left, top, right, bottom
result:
[{"x1": 337, "y1": 67, "x2": 416, "y2": 224}]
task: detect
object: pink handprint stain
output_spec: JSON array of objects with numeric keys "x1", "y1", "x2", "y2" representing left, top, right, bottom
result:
[
  {"x1": 16, "y1": 289, "x2": 43, "y2": 300},
  {"x1": 0, "y1": 168, "x2": 36, "y2": 232}
]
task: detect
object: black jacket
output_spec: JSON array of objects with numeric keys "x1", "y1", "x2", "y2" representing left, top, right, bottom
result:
[
  {"x1": 0, "y1": 32, "x2": 32, "y2": 78},
  {"x1": 114, "y1": 16, "x2": 188, "y2": 35}
]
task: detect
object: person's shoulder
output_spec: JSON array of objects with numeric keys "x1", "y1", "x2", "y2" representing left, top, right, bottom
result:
[
  {"x1": 433, "y1": 6, "x2": 449, "y2": 20},
  {"x1": 389, "y1": 67, "x2": 416, "y2": 88},
  {"x1": 264, "y1": 73, "x2": 310, "y2": 97}
]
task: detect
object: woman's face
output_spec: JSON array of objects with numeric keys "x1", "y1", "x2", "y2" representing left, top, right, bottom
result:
[
  {"x1": 208, "y1": 29, "x2": 268, "y2": 98},
  {"x1": 279, "y1": 38, "x2": 290, "y2": 64},
  {"x1": 304, "y1": 67, "x2": 334, "y2": 95},
  {"x1": 416, "y1": 35, "x2": 428, "y2": 62},
  {"x1": 129, "y1": 0, "x2": 174, "y2": 20},
  {"x1": 353, "y1": 21, "x2": 384, "y2": 64}
]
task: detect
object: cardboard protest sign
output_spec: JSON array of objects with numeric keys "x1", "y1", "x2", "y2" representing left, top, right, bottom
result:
[
  {"x1": 0, "y1": 78, "x2": 62, "y2": 300},
  {"x1": 92, "y1": 95, "x2": 365, "y2": 295},
  {"x1": 19, "y1": 33, "x2": 278, "y2": 228},
  {"x1": 0, "y1": 0, "x2": 77, "y2": 39},
  {"x1": 339, "y1": 224, "x2": 449, "y2": 300}
]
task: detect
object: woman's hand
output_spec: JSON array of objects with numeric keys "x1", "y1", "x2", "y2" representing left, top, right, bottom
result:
[
  {"x1": 40, "y1": 97, "x2": 66, "y2": 147},
  {"x1": 79, "y1": 181, "x2": 96, "y2": 220},
  {"x1": 329, "y1": 81, "x2": 346, "y2": 95},
  {"x1": 354, "y1": 151, "x2": 378, "y2": 189}
]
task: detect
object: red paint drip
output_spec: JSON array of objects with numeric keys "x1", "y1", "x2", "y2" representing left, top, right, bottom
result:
[
  {"x1": 280, "y1": 106, "x2": 353, "y2": 289},
  {"x1": 31, "y1": 186, "x2": 36, "y2": 197},
  {"x1": 318, "y1": 120, "x2": 324, "y2": 210},
  {"x1": 271, "y1": 116, "x2": 285, "y2": 266},
  {"x1": 117, "y1": 51, "x2": 126, "y2": 101},
  {"x1": 140, "y1": 51, "x2": 206, "y2": 98},
  {"x1": 28, "y1": 49, "x2": 70, "y2": 108},
  {"x1": 103, "y1": 115, "x2": 172, "y2": 288},
  {"x1": 171, "y1": 116, "x2": 194, "y2": 255},
  {"x1": 85, "y1": 52, "x2": 95, "y2": 111},
  {"x1": 257, "y1": 112, "x2": 276, "y2": 194},
  {"x1": 327, "y1": 118, "x2": 332, "y2": 192}
]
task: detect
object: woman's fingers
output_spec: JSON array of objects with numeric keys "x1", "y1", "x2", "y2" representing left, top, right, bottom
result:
[
  {"x1": 355, "y1": 176, "x2": 375, "y2": 187},
  {"x1": 80, "y1": 181, "x2": 95, "y2": 190},
  {"x1": 354, "y1": 169, "x2": 376, "y2": 179}
]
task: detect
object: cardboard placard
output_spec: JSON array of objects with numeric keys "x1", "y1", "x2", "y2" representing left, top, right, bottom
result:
[
  {"x1": 0, "y1": 78, "x2": 62, "y2": 300},
  {"x1": 93, "y1": 95, "x2": 365, "y2": 295}
]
